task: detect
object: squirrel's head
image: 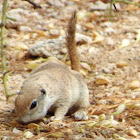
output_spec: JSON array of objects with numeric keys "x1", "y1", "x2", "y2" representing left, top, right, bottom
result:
[{"x1": 15, "y1": 82, "x2": 49, "y2": 123}]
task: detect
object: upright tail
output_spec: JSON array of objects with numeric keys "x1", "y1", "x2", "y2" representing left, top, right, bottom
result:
[{"x1": 66, "y1": 11, "x2": 80, "y2": 72}]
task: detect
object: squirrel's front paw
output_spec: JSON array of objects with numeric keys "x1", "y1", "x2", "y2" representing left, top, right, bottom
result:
[
  {"x1": 46, "y1": 116, "x2": 63, "y2": 124},
  {"x1": 74, "y1": 110, "x2": 88, "y2": 121},
  {"x1": 46, "y1": 116, "x2": 56, "y2": 124}
]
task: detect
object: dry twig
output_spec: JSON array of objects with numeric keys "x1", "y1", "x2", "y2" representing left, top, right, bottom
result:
[{"x1": 23, "y1": 0, "x2": 42, "y2": 9}]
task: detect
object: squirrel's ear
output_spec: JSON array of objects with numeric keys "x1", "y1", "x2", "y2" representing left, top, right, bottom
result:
[{"x1": 40, "y1": 88, "x2": 46, "y2": 95}]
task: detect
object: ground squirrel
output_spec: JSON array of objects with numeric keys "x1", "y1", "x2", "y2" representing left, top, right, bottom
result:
[{"x1": 15, "y1": 11, "x2": 89, "y2": 123}]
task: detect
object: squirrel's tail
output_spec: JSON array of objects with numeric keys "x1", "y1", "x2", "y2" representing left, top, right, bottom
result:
[{"x1": 66, "y1": 11, "x2": 80, "y2": 72}]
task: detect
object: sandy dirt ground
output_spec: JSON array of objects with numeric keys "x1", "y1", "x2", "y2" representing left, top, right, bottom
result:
[{"x1": 0, "y1": 0, "x2": 140, "y2": 139}]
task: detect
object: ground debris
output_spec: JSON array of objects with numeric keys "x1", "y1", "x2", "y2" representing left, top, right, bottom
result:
[{"x1": 0, "y1": 0, "x2": 140, "y2": 139}]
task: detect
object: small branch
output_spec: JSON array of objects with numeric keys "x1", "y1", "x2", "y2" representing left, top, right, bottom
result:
[
  {"x1": 116, "y1": 0, "x2": 140, "y2": 7},
  {"x1": 6, "y1": 16, "x2": 16, "y2": 21},
  {"x1": 109, "y1": 0, "x2": 118, "y2": 20},
  {"x1": 23, "y1": 0, "x2": 42, "y2": 9},
  {"x1": 1, "y1": 0, "x2": 16, "y2": 99},
  {"x1": 1, "y1": 0, "x2": 7, "y2": 75},
  {"x1": 109, "y1": 0, "x2": 113, "y2": 17},
  {"x1": 1, "y1": 0, "x2": 9, "y2": 99},
  {"x1": 113, "y1": 4, "x2": 118, "y2": 12}
]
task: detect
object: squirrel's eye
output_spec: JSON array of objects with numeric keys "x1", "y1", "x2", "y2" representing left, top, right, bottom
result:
[
  {"x1": 30, "y1": 100, "x2": 37, "y2": 110},
  {"x1": 40, "y1": 88, "x2": 46, "y2": 95}
]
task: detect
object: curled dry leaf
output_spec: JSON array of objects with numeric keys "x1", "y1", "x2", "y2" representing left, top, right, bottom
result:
[
  {"x1": 12, "y1": 127, "x2": 21, "y2": 134},
  {"x1": 34, "y1": 30, "x2": 48, "y2": 37},
  {"x1": 47, "y1": 56, "x2": 58, "y2": 61},
  {"x1": 128, "y1": 129, "x2": 138, "y2": 137},
  {"x1": 80, "y1": 69, "x2": 87, "y2": 76},
  {"x1": 119, "y1": 39, "x2": 130, "y2": 49},
  {"x1": 24, "y1": 131, "x2": 34, "y2": 138},
  {"x1": 112, "y1": 104, "x2": 126, "y2": 115},
  {"x1": 76, "y1": 33, "x2": 93, "y2": 45},
  {"x1": 9, "y1": 42, "x2": 29, "y2": 51},
  {"x1": 38, "y1": 137, "x2": 45, "y2": 140},
  {"x1": 27, "y1": 123, "x2": 40, "y2": 129},
  {"x1": 116, "y1": 61, "x2": 128, "y2": 68},
  {"x1": 113, "y1": 134, "x2": 127, "y2": 140},
  {"x1": 87, "y1": 121, "x2": 98, "y2": 128},
  {"x1": 128, "y1": 80, "x2": 140, "y2": 90},
  {"x1": 78, "y1": 126, "x2": 85, "y2": 133},
  {"x1": 25, "y1": 63, "x2": 39, "y2": 71},
  {"x1": 93, "y1": 31, "x2": 104, "y2": 43},
  {"x1": 136, "y1": 29, "x2": 140, "y2": 42},
  {"x1": 91, "y1": 115, "x2": 99, "y2": 119},
  {"x1": 19, "y1": 26, "x2": 32, "y2": 32},
  {"x1": 49, "y1": 29, "x2": 60, "y2": 38},
  {"x1": 77, "y1": 10, "x2": 87, "y2": 20},
  {"x1": 100, "y1": 119, "x2": 119, "y2": 127},
  {"x1": 81, "y1": 62, "x2": 91, "y2": 71},
  {"x1": 83, "y1": 22, "x2": 95, "y2": 30},
  {"x1": 99, "y1": 114, "x2": 106, "y2": 120},
  {"x1": 95, "y1": 76, "x2": 110, "y2": 85},
  {"x1": 16, "y1": 43, "x2": 29, "y2": 51},
  {"x1": 17, "y1": 51, "x2": 28, "y2": 60},
  {"x1": 126, "y1": 101, "x2": 140, "y2": 109},
  {"x1": 25, "y1": 57, "x2": 47, "y2": 70},
  {"x1": 47, "y1": 132, "x2": 64, "y2": 138}
]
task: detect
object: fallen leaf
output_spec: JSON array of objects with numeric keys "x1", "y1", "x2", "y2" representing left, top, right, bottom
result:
[
  {"x1": 129, "y1": 80, "x2": 140, "y2": 90},
  {"x1": 15, "y1": 43, "x2": 29, "y2": 51},
  {"x1": 136, "y1": 29, "x2": 140, "y2": 42},
  {"x1": 113, "y1": 134, "x2": 127, "y2": 140},
  {"x1": 93, "y1": 31, "x2": 104, "y2": 43},
  {"x1": 128, "y1": 129, "x2": 138, "y2": 137},
  {"x1": 25, "y1": 57, "x2": 47, "y2": 70},
  {"x1": 77, "y1": 10, "x2": 87, "y2": 20},
  {"x1": 100, "y1": 119, "x2": 119, "y2": 127},
  {"x1": 47, "y1": 132, "x2": 64, "y2": 138},
  {"x1": 112, "y1": 104, "x2": 126, "y2": 115},
  {"x1": 17, "y1": 51, "x2": 27, "y2": 60},
  {"x1": 119, "y1": 39, "x2": 130, "y2": 49},
  {"x1": 24, "y1": 131, "x2": 34, "y2": 138},
  {"x1": 81, "y1": 62, "x2": 91, "y2": 71},
  {"x1": 12, "y1": 127, "x2": 21, "y2": 134},
  {"x1": 80, "y1": 69, "x2": 87, "y2": 76},
  {"x1": 87, "y1": 121, "x2": 98, "y2": 128},
  {"x1": 116, "y1": 61, "x2": 128, "y2": 68},
  {"x1": 99, "y1": 114, "x2": 106, "y2": 120},
  {"x1": 25, "y1": 63, "x2": 39, "y2": 70},
  {"x1": 27, "y1": 123, "x2": 40, "y2": 129},
  {"x1": 95, "y1": 76, "x2": 110, "y2": 85},
  {"x1": 33, "y1": 30, "x2": 48, "y2": 37},
  {"x1": 38, "y1": 137, "x2": 45, "y2": 140}
]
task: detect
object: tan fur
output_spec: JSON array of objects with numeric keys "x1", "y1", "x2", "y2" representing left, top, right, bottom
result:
[
  {"x1": 66, "y1": 11, "x2": 80, "y2": 71},
  {"x1": 15, "y1": 11, "x2": 89, "y2": 123}
]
